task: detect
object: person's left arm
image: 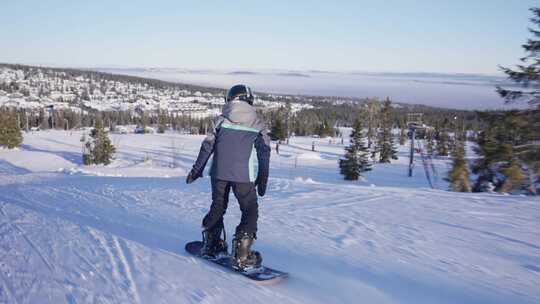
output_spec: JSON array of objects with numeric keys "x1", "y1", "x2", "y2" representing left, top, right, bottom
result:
[{"x1": 186, "y1": 117, "x2": 222, "y2": 184}]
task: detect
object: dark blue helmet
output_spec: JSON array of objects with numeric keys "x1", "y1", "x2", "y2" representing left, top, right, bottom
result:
[{"x1": 226, "y1": 84, "x2": 254, "y2": 105}]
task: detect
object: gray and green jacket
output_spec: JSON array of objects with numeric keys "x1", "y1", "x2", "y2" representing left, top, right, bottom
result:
[{"x1": 191, "y1": 101, "x2": 271, "y2": 183}]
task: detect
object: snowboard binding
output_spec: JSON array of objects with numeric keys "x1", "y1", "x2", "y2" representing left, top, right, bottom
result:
[
  {"x1": 231, "y1": 232, "x2": 262, "y2": 271},
  {"x1": 201, "y1": 225, "x2": 228, "y2": 260}
]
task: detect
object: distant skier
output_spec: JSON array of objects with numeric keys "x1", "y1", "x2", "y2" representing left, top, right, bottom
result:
[{"x1": 186, "y1": 84, "x2": 270, "y2": 270}]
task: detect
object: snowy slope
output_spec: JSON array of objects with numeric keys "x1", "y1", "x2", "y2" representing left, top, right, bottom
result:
[{"x1": 0, "y1": 130, "x2": 538, "y2": 304}]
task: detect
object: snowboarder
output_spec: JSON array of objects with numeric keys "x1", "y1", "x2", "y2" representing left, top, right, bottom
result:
[{"x1": 186, "y1": 84, "x2": 271, "y2": 270}]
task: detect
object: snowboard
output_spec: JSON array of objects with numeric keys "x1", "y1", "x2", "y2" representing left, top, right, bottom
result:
[{"x1": 185, "y1": 241, "x2": 288, "y2": 284}]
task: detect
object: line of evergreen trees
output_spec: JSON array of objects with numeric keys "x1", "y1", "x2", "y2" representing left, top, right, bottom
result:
[
  {"x1": 456, "y1": 6, "x2": 540, "y2": 195},
  {"x1": 261, "y1": 97, "x2": 480, "y2": 144},
  {"x1": 4, "y1": 106, "x2": 214, "y2": 136},
  {"x1": 470, "y1": 110, "x2": 539, "y2": 194},
  {"x1": 444, "y1": 109, "x2": 538, "y2": 195},
  {"x1": 332, "y1": 94, "x2": 538, "y2": 194},
  {"x1": 337, "y1": 105, "x2": 539, "y2": 193},
  {"x1": 339, "y1": 98, "x2": 398, "y2": 180}
]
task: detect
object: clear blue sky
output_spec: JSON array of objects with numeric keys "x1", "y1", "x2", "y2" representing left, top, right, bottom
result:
[{"x1": 0, "y1": 0, "x2": 537, "y2": 74}]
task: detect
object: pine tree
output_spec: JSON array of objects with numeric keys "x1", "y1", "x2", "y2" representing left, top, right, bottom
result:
[
  {"x1": 271, "y1": 115, "x2": 287, "y2": 141},
  {"x1": 438, "y1": 134, "x2": 449, "y2": 157},
  {"x1": 316, "y1": 119, "x2": 335, "y2": 137},
  {"x1": 84, "y1": 119, "x2": 116, "y2": 165},
  {"x1": 157, "y1": 110, "x2": 167, "y2": 134},
  {"x1": 399, "y1": 122, "x2": 407, "y2": 146},
  {"x1": 284, "y1": 102, "x2": 292, "y2": 138},
  {"x1": 496, "y1": 7, "x2": 540, "y2": 193},
  {"x1": 0, "y1": 112, "x2": 23, "y2": 149},
  {"x1": 447, "y1": 140, "x2": 471, "y2": 192},
  {"x1": 39, "y1": 109, "x2": 49, "y2": 130},
  {"x1": 378, "y1": 98, "x2": 398, "y2": 163},
  {"x1": 500, "y1": 159, "x2": 525, "y2": 193},
  {"x1": 339, "y1": 118, "x2": 371, "y2": 180},
  {"x1": 365, "y1": 100, "x2": 380, "y2": 150},
  {"x1": 140, "y1": 113, "x2": 149, "y2": 130},
  {"x1": 472, "y1": 125, "x2": 501, "y2": 192},
  {"x1": 436, "y1": 120, "x2": 450, "y2": 157},
  {"x1": 496, "y1": 7, "x2": 540, "y2": 107},
  {"x1": 472, "y1": 112, "x2": 523, "y2": 192}
]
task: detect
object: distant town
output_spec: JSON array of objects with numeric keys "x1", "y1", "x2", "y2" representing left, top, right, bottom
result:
[{"x1": 0, "y1": 64, "x2": 315, "y2": 121}]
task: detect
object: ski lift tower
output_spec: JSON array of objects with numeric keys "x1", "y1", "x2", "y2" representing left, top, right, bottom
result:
[{"x1": 407, "y1": 113, "x2": 425, "y2": 177}]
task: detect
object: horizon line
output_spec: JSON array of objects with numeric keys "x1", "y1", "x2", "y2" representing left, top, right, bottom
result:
[{"x1": 0, "y1": 61, "x2": 506, "y2": 78}]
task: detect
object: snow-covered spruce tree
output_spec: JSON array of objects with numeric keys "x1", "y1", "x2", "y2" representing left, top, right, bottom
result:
[
  {"x1": 339, "y1": 118, "x2": 372, "y2": 180},
  {"x1": 377, "y1": 98, "x2": 398, "y2": 163},
  {"x1": 496, "y1": 7, "x2": 540, "y2": 193},
  {"x1": 0, "y1": 111, "x2": 23, "y2": 149},
  {"x1": 84, "y1": 119, "x2": 115, "y2": 165},
  {"x1": 500, "y1": 159, "x2": 525, "y2": 193},
  {"x1": 436, "y1": 121, "x2": 450, "y2": 157},
  {"x1": 316, "y1": 119, "x2": 336, "y2": 138},
  {"x1": 471, "y1": 125, "x2": 501, "y2": 192},
  {"x1": 497, "y1": 7, "x2": 540, "y2": 108},
  {"x1": 447, "y1": 140, "x2": 471, "y2": 192},
  {"x1": 365, "y1": 100, "x2": 380, "y2": 150},
  {"x1": 471, "y1": 112, "x2": 522, "y2": 192},
  {"x1": 157, "y1": 110, "x2": 167, "y2": 134},
  {"x1": 270, "y1": 115, "x2": 287, "y2": 141},
  {"x1": 158, "y1": 124, "x2": 166, "y2": 134}
]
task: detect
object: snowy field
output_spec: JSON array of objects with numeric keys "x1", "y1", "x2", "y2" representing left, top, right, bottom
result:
[{"x1": 0, "y1": 130, "x2": 538, "y2": 304}]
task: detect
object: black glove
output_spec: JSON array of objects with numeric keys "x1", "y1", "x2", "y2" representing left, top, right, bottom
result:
[
  {"x1": 255, "y1": 174, "x2": 268, "y2": 197},
  {"x1": 186, "y1": 169, "x2": 202, "y2": 184}
]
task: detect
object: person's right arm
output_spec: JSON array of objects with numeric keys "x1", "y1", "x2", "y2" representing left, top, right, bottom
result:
[{"x1": 254, "y1": 129, "x2": 271, "y2": 196}]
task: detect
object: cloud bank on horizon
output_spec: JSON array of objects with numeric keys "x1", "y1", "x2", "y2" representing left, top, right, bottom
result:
[{"x1": 98, "y1": 67, "x2": 520, "y2": 110}]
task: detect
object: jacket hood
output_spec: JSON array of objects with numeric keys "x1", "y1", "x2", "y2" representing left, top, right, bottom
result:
[{"x1": 221, "y1": 101, "x2": 266, "y2": 131}]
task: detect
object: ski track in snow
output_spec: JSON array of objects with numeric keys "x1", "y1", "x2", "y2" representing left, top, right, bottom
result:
[{"x1": 0, "y1": 130, "x2": 537, "y2": 303}]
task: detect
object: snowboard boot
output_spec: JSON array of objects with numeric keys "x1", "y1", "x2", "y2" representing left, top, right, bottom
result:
[
  {"x1": 231, "y1": 232, "x2": 262, "y2": 271},
  {"x1": 201, "y1": 226, "x2": 228, "y2": 259}
]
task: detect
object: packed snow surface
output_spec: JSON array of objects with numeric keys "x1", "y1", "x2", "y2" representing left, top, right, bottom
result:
[{"x1": 0, "y1": 130, "x2": 538, "y2": 303}]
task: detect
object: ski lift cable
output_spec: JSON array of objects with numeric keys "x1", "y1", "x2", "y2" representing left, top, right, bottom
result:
[
  {"x1": 417, "y1": 140, "x2": 434, "y2": 189},
  {"x1": 421, "y1": 142, "x2": 434, "y2": 189},
  {"x1": 427, "y1": 152, "x2": 439, "y2": 186},
  {"x1": 420, "y1": 140, "x2": 439, "y2": 188}
]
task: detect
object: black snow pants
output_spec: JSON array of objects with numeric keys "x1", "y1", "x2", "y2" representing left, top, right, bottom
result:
[{"x1": 202, "y1": 178, "x2": 259, "y2": 236}]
